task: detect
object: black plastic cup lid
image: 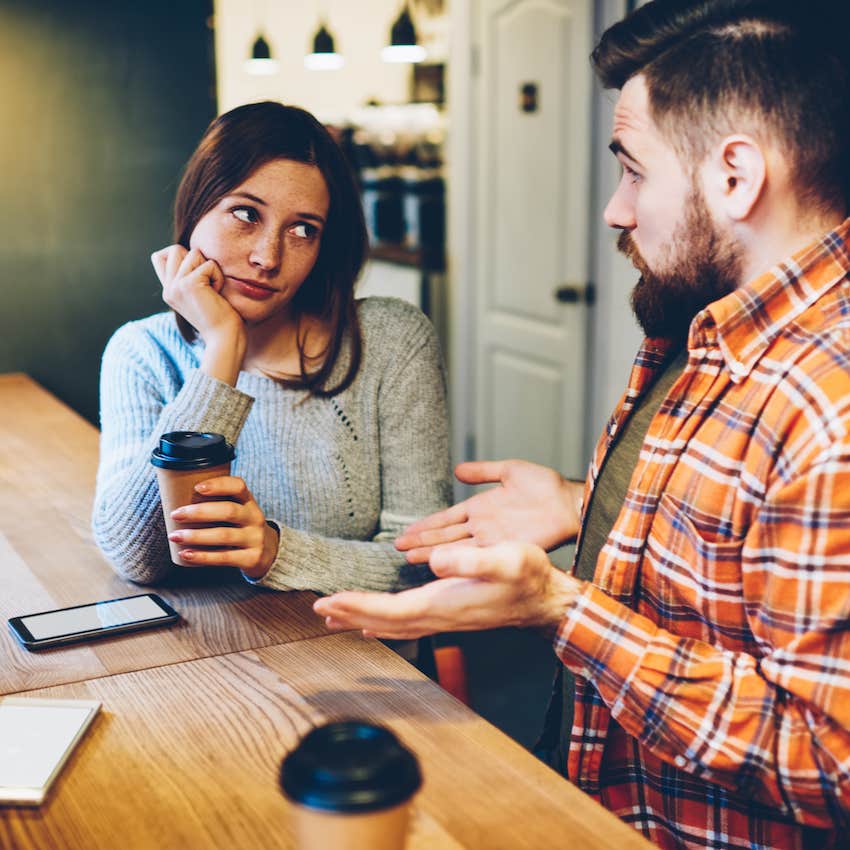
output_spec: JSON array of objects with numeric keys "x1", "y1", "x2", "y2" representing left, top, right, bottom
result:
[
  {"x1": 280, "y1": 721, "x2": 422, "y2": 813},
  {"x1": 150, "y1": 431, "x2": 235, "y2": 470}
]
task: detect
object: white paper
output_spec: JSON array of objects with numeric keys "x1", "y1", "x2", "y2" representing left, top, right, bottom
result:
[{"x1": 0, "y1": 699, "x2": 100, "y2": 802}]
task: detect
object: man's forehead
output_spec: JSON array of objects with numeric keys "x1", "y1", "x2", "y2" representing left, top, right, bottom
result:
[{"x1": 612, "y1": 75, "x2": 653, "y2": 143}]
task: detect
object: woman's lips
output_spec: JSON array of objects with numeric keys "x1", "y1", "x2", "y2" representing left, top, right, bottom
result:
[{"x1": 228, "y1": 277, "x2": 277, "y2": 301}]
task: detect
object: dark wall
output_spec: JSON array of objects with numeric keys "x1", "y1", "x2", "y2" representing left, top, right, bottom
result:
[{"x1": 0, "y1": 0, "x2": 215, "y2": 423}]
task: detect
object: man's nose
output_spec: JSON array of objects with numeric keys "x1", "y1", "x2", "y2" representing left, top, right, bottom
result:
[{"x1": 603, "y1": 181, "x2": 636, "y2": 230}]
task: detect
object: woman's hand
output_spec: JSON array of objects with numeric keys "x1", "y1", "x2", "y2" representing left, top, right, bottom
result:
[
  {"x1": 166, "y1": 476, "x2": 279, "y2": 580},
  {"x1": 151, "y1": 245, "x2": 246, "y2": 384}
]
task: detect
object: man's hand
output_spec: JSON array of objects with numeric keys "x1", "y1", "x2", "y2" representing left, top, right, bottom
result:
[
  {"x1": 395, "y1": 460, "x2": 584, "y2": 563},
  {"x1": 313, "y1": 542, "x2": 582, "y2": 640}
]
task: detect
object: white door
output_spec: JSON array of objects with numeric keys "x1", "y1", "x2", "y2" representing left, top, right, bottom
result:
[{"x1": 473, "y1": 0, "x2": 593, "y2": 485}]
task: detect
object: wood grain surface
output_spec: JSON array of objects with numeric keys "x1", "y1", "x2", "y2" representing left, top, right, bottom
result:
[
  {"x1": 0, "y1": 632, "x2": 654, "y2": 850},
  {"x1": 0, "y1": 374, "x2": 332, "y2": 695}
]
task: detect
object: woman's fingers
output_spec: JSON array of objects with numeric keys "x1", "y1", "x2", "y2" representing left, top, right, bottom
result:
[
  {"x1": 168, "y1": 525, "x2": 260, "y2": 548},
  {"x1": 176, "y1": 547, "x2": 262, "y2": 569},
  {"x1": 193, "y1": 476, "x2": 251, "y2": 501},
  {"x1": 150, "y1": 247, "x2": 170, "y2": 283},
  {"x1": 171, "y1": 499, "x2": 245, "y2": 525}
]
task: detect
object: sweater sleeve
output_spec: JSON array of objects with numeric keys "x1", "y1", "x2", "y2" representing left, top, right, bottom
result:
[
  {"x1": 254, "y1": 307, "x2": 452, "y2": 594},
  {"x1": 92, "y1": 320, "x2": 254, "y2": 584}
]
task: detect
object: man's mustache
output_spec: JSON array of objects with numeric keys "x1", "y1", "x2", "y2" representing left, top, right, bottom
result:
[{"x1": 617, "y1": 230, "x2": 649, "y2": 276}]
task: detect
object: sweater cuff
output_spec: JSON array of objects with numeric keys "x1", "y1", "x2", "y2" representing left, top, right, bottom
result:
[
  {"x1": 170, "y1": 369, "x2": 254, "y2": 445},
  {"x1": 246, "y1": 519, "x2": 304, "y2": 591}
]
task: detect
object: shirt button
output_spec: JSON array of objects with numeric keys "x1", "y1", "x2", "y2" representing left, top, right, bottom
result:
[{"x1": 674, "y1": 755, "x2": 687, "y2": 768}]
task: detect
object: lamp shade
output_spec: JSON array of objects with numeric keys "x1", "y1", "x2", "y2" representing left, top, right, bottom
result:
[
  {"x1": 382, "y1": 6, "x2": 426, "y2": 63},
  {"x1": 245, "y1": 33, "x2": 279, "y2": 75},
  {"x1": 305, "y1": 23, "x2": 344, "y2": 70}
]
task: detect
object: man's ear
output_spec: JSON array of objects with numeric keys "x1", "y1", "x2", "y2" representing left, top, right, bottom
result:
[{"x1": 705, "y1": 135, "x2": 766, "y2": 221}]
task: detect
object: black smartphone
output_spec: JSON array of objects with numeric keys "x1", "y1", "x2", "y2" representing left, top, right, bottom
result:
[{"x1": 7, "y1": 594, "x2": 180, "y2": 651}]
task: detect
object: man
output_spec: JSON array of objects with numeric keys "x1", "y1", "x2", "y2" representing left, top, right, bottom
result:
[{"x1": 315, "y1": 1, "x2": 850, "y2": 847}]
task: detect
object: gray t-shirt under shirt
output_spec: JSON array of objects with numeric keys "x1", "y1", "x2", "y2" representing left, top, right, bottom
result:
[{"x1": 538, "y1": 345, "x2": 689, "y2": 775}]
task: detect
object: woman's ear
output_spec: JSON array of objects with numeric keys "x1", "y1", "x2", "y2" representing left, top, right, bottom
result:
[{"x1": 705, "y1": 134, "x2": 766, "y2": 222}]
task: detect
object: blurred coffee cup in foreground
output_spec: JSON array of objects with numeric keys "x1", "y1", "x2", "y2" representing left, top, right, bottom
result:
[
  {"x1": 280, "y1": 720, "x2": 422, "y2": 850},
  {"x1": 150, "y1": 431, "x2": 235, "y2": 566}
]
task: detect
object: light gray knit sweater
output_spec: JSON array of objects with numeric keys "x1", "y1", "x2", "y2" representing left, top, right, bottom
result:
[{"x1": 92, "y1": 297, "x2": 452, "y2": 593}]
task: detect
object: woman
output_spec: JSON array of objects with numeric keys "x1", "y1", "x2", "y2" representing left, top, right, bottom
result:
[{"x1": 92, "y1": 102, "x2": 451, "y2": 612}]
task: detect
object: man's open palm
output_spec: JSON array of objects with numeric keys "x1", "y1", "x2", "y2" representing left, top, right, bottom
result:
[{"x1": 395, "y1": 459, "x2": 583, "y2": 563}]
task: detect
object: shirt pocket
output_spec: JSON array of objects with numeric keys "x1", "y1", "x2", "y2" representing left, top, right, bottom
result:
[{"x1": 643, "y1": 492, "x2": 749, "y2": 647}]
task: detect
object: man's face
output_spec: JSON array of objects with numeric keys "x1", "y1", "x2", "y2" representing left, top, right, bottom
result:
[{"x1": 605, "y1": 75, "x2": 742, "y2": 339}]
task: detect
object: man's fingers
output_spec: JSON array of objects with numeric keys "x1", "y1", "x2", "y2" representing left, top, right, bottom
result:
[
  {"x1": 453, "y1": 460, "x2": 507, "y2": 485},
  {"x1": 314, "y1": 588, "x2": 428, "y2": 631},
  {"x1": 398, "y1": 504, "x2": 469, "y2": 540},
  {"x1": 395, "y1": 522, "x2": 471, "y2": 553},
  {"x1": 429, "y1": 543, "x2": 524, "y2": 582}
]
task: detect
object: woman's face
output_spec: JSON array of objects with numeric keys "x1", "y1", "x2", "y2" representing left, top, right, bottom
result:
[{"x1": 190, "y1": 158, "x2": 330, "y2": 326}]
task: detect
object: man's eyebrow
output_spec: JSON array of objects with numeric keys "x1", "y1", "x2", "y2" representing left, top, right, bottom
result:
[
  {"x1": 608, "y1": 139, "x2": 642, "y2": 167},
  {"x1": 228, "y1": 191, "x2": 326, "y2": 224}
]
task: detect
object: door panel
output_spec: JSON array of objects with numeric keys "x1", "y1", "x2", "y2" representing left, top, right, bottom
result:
[{"x1": 475, "y1": 0, "x2": 592, "y2": 479}]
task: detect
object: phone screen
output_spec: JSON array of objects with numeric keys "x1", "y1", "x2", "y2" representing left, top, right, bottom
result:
[{"x1": 12, "y1": 595, "x2": 177, "y2": 644}]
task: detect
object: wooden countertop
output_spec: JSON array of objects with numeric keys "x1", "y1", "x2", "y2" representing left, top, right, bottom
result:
[{"x1": 0, "y1": 373, "x2": 654, "y2": 849}]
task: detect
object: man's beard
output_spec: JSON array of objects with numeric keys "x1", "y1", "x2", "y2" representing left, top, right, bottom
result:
[{"x1": 618, "y1": 187, "x2": 742, "y2": 341}]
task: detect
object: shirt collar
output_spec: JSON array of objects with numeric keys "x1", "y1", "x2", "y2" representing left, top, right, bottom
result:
[{"x1": 688, "y1": 216, "x2": 850, "y2": 381}]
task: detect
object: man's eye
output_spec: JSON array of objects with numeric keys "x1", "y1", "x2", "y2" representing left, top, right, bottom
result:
[
  {"x1": 231, "y1": 206, "x2": 258, "y2": 223},
  {"x1": 290, "y1": 222, "x2": 319, "y2": 240}
]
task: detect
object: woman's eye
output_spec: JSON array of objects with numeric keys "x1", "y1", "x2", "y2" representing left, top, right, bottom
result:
[
  {"x1": 231, "y1": 206, "x2": 258, "y2": 223},
  {"x1": 290, "y1": 222, "x2": 319, "y2": 240}
]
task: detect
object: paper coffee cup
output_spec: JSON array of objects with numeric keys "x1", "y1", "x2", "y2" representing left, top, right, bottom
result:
[
  {"x1": 150, "y1": 431, "x2": 236, "y2": 567},
  {"x1": 280, "y1": 721, "x2": 422, "y2": 850}
]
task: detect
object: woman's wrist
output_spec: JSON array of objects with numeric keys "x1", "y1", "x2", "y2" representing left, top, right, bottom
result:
[{"x1": 200, "y1": 327, "x2": 247, "y2": 386}]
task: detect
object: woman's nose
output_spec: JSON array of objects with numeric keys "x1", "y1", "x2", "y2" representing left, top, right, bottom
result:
[{"x1": 249, "y1": 231, "x2": 282, "y2": 271}]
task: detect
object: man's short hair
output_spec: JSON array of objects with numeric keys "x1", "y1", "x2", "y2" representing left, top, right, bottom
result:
[{"x1": 593, "y1": 0, "x2": 850, "y2": 214}]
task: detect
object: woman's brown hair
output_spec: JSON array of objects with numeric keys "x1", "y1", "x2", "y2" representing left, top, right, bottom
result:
[{"x1": 173, "y1": 101, "x2": 368, "y2": 396}]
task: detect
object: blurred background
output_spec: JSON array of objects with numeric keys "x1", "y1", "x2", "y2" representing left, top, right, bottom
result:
[{"x1": 0, "y1": 0, "x2": 644, "y2": 750}]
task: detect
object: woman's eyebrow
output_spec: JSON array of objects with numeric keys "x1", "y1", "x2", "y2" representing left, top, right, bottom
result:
[
  {"x1": 229, "y1": 191, "x2": 267, "y2": 206},
  {"x1": 298, "y1": 211, "x2": 326, "y2": 224},
  {"x1": 227, "y1": 191, "x2": 326, "y2": 224}
]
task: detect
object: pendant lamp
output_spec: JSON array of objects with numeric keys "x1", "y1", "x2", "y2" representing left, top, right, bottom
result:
[
  {"x1": 245, "y1": 33, "x2": 279, "y2": 75},
  {"x1": 305, "y1": 21, "x2": 344, "y2": 70},
  {"x1": 381, "y1": 3, "x2": 427, "y2": 63}
]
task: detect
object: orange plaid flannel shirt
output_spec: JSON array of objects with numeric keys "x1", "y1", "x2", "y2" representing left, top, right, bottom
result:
[{"x1": 556, "y1": 219, "x2": 850, "y2": 849}]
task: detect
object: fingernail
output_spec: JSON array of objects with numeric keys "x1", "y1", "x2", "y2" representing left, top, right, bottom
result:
[
  {"x1": 171, "y1": 508, "x2": 187, "y2": 520},
  {"x1": 195, "y1": 482, "x2": 210, "y2": 493},
  {"x1": 180, "y1": 550, "x2": 195, "y2": 559},
  {"x1": 168, "y1": 532, "x2": 184, "y2": 542}
]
